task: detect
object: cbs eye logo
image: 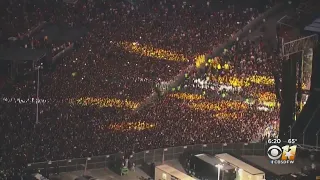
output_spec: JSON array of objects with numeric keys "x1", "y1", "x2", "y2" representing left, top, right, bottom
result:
[
  {"x1": 267, "y1": 145, "x2": 282, "y2": 160},
  {"x1": 267, "y1": 145, "x2": 297, "y2": 161}
]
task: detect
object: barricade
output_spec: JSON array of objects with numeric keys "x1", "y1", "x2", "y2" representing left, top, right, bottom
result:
[{"x1": 26, "y1": 142, "x2": 266, "y2": 175}]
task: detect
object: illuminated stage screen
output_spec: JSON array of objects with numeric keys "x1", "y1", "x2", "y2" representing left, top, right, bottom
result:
[{"x1": 302, "y1": 48, "x2": 313, "y2": 91}]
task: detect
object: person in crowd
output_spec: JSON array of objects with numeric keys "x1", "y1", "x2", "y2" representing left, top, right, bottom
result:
[{"x1": 0, "y1": 0, "x2": 277, "y2": 179}]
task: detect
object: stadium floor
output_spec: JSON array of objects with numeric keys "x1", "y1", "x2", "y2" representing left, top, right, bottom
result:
[
  {"x1": 51, "y1": 7, "x2": 295, "y2": 180},
  {"x1": 53, "y1": 160, "x2": 187, "y2": 180},
  {"x1": 55, "y1": 167, "x2": 150, "y2": 180}
]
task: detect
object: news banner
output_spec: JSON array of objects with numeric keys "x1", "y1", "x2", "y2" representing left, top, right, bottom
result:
[{"x1": 267, "y1": 138, "x2": 298, "y2": 165}]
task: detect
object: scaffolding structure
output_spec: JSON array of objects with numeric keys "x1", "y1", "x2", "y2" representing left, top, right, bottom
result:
[
  {"x1": 276, "y1": 11, "x2": 319, "y2": 146},
  {"x1": 280, "y1": 33, "x2": 319, "y2": 151},
  {"x1": 282, "y1": 34, "x2": 318, "y2": 58},
  {"x1": 277, "y1": 15, "x2": 301, "y2": 44},
  {"x1": 277, "y1": 15, "x2": 295, "y2": 28}
]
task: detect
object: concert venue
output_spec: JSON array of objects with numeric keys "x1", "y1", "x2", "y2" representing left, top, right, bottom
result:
[{"x1": 1, "y1": 0, "x2": 320, "y2": 179}]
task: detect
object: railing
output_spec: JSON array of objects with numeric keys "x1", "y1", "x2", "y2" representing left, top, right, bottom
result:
[{"x1": 26, "y1": 142, "x2": 266, "y2": 175}]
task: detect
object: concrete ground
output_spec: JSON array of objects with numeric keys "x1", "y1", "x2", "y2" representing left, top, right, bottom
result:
[
  {"x1": 52, "y1": 160, "x2": 185, "y2": 180},
  {"x1": 54, "y1": 167, "x2": 150, "y2": 180}
]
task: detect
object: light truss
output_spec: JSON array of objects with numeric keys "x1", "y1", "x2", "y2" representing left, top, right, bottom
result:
[
  {"x1": 282, "y1": 34, "x2": 318, "y2": 57},
  {"x1": 277, "y1": 15, "x2": 295, "y2": 28}
]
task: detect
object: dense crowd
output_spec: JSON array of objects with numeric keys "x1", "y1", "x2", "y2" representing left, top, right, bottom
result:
[
  {"x1": 0, "y1": 0, "x2": 277, "y2": 179},
  {"x1": 179, "y1": 38, "x2": 281, "y2": 139}
]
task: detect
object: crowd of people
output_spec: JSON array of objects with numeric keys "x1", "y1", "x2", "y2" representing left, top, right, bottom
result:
[
  {"x1": 0, "y1": 0, "x2": 278, "y2": 179},
  {"x1": 177, "y1": 37, "x2": 282, "y2": 139}
]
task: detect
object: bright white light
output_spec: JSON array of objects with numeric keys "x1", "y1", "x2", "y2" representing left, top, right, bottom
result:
[
  {"x1": 238, "y1": 168, "x2": 243, "y2": 173},
  {"x1": 215, "y1": 164, "x2": 223, "y2": 169},
  {"x1": 220, "y1": 158, "x2": 225, "y2": 162},
  {"x1": 162, "y1": 173, "x2": 167, "y2": 179}
]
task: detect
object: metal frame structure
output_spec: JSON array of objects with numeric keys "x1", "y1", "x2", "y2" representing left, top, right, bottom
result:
[
  {"x1": 280, "y1": 35, "x2": 318, "y2": 116},
  {"x1": 277, "y1": 15, "x2": 295, "y2": 28},
  {"x1": 281, "y1": 35, "x2": 318, "y2": 148},
  {"x1": 277, "y1": 15, "x2": 319, "y2": 148},
  {"x1": 26, "y1": 142, "x2": 265, "y2": 175},
  {"x1": 35, "y1": 64, "x2": 43, "y2": 124},
  {"x1": 282, "y1": 34, "x2": 318, "y2": 58}
]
